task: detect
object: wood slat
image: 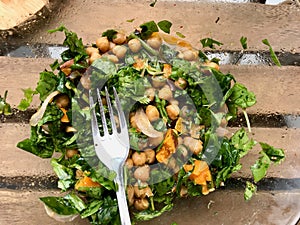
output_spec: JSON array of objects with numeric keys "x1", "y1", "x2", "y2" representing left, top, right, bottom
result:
[
  {"x1": 0, "y1": 189, "x2": 299, "y2": 225},
  {"x1": 17, "y1": 1, "x2": 300, "y2": 53},
  {"x1": 1, "y1": 123, "x2": 299, "y2": 179},
  {"x1": 1, "y1": 56, "x2": 300, "y2": 114}
]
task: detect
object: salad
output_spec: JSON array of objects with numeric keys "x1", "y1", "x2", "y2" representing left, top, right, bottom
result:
[{"x1": 17, "y1": 20, "x2": 285, "y2": 224}]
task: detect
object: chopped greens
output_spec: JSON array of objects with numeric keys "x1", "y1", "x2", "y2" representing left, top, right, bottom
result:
[
  {"x1": 17, "y1": 21, "x2": 285, "y2": 224},
  {"x1": 240, "y1": 36, "x2": 248, "y2": 50}
]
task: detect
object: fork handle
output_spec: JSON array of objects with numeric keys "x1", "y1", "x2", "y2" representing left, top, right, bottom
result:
[{"x1": 115, "y1": 174, "x2": 132, "y2": 225}]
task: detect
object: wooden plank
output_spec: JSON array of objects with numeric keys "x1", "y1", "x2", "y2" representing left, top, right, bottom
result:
[
  {"x1": 0, "y1": 0, "x2": 48, "y2": 30},
  {"x1": 1, "y1": 123, "x2": 299, "y2": 179},
  {"x1": 21, "y1": 1, "x2": 300, "y2": 53},
  {"x1": 0, "y1": 189, "x2": 299, "y2": 225},
  {"x1": 1, "y1": 56, "x2": 299, "y2": 114}
]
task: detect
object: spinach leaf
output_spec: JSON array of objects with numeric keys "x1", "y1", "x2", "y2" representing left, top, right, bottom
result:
[
  {"x1": 40, "y1": 196, "x2": 78, "y2": 215},
  {"x1": 230, "y1": 128, "x2": 256, "y2": 158},
  {"x1": 140, "y1": 21, "x2": 159, "y2": 39},
  {"x1": 158, "y1": 20, "x2": 172, "y2": 34},
  {"x1": 102, "y1": 29, "x2": 118, "y2": 41},
  {"x1": 51, "y1": 158, "x2": 75, "y2": 191},
  {"x1": 36, "y1": 71, "x2": 58, "y2": 101},
  {"x1": 251, "y1": 142, "x2": 285, "y2": 183},
  {"x1": 133, "y1": 204, "x2": 173, "y2": 221}
]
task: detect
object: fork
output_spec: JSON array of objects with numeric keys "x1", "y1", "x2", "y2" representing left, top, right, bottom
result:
[{"x1": 89, "y1": 86, "x2": 131, "y2": 225}]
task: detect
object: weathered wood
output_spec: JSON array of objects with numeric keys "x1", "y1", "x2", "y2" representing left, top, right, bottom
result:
[
  {"x1": 0, "y1": 189, "x2": 299, "y2": 225},
  {"x1": 1, "y1": 56, "x2": 300, "y2": 114},
  {"x1": 18, "y1": 1, "x2": 300, "y2": 53},
  {"x1": 0, "y1": 0, "x2": 48, "y2": 30},
  {"x1": 1, "y1": 122, "x2": 299, "y2": 179}
]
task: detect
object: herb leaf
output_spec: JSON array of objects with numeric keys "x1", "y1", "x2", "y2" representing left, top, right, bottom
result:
[
  {"x1": 200, "y1": 38, "x2": 223, "y2": 49},
  {"x1": 244, "y1": 181, "x2": 257, "y2": 201},
  {"x1": 240, "y1": 36, "x2": 248, "y2": 49},
  {"x1": 158, "y1": 20, "x2": 172, "y2": 34},
  {"x1": 262, "y1": 39, "x2": 281, "y2": 67}
]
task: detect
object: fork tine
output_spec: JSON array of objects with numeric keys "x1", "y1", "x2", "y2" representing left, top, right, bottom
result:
[
  {"x1": 89, "y1": 90, "x2": 101, "y2": 137},
  {"x1": 113, "y1": 87, "x2": 126, "y2": 130},
  {"x1": 105, "y1": 87, "x2": 117, "y2": 133},
  {"x1": 97, "y1": 88, "x2": 109, "y2": 136}
]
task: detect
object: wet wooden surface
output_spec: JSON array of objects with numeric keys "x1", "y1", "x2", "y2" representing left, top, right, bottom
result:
[{"x1": 0, "y1": 0, "x2": 299, "y2": 224}]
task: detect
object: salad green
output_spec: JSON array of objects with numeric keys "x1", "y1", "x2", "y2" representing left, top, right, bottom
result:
[{"x1": 17, "y1": 20, "x2": 285, "y2": 224}]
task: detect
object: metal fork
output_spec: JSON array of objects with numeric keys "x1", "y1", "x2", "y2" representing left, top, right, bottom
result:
[{"x1": 89, "y1": 86, "x2": 131, "y2": 225}]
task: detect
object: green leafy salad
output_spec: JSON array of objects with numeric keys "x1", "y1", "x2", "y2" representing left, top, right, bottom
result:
[{"x1": 17, "y1": 20, "x2": 285, "y2": 224}]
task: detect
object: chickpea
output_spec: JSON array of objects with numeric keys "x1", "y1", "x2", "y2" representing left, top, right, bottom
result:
[
  {"x1": 55, "y1": 94, "x2": 70, "y2": 109},
  {"x1": 109, "y1": 41, "x2": 116, "y2": 51},
  {"x1": 80, "y1": 74, "x2": 91, "y2": 90},
  {"x1": 182, "y1": 50, "x2": 197, "y2": 61},
  {"x1": 177, "y1": 136, "x2": 183, "y2": 145},
  {"x1": 203, "y1": 61, "x2": 220, "y2": 71},
  {"x1": 220, "y1": 117, "x2": 228, "y2": 128},
  {"x1": 177, "y1": 144, "x2": 188, "y2": 158},
  {"x1": 144, "y1": 148, "x2": 156, "y2": 164},
  {"x1": 105, "y1": 54, "x2": 119, "y2": 63},
  {"x1": 85, "y1": 46, "x2": 99, "y2": 56},
  {"x1": 147, "y1": 35, "x2": 162, "y2": 49},
  {"x1": 145, "y1": 105, "x2": 160, "y2": 122},
  {"x1": 89, "y1": 52, "x2": 101, "y2": 64},
  {"x1": 133, "y1": 182, "x2": 152, "y2": 198},
  {"x1": 166, "y1": 104, "x2": 180, "y2": 120},
  {"x1": 132, "y1": 151, "x2": 147, "y2": 166},
  {"x1": 167, "y1": 157, "x2": 177, "y2": 170},
  {"x1": 158, "y1": 85, "x2": 173, "y2": 101},
  {"x1": 130, "y1": 114, "x2": 139, "y2": 130},
  {"x1": 134, "y1": 198, "x2": 149, "y2": 211},
  {"x1": 133, "y1": 165, "x2": 150, "y2": 182},
  {"x1": 66, "y1": 149, "x2": 79, "y2": 158},
  {"x1": 144, "y1": 88, "x2": 155, "y2": 102},
  {"x1": 112, "y1": 32, "x2": 126, "y2": 45},
  {"x1": 180, "y1": 185, "x2": 188, "y2": 197},
  {"x1": 152, "y1": 76, "x2": 166, "y2": 88},
  {"x1": 148, "y1": 135, "x2": 164, "y2": 148},
  {"x1": 128, "y1": 38, "x2": 142, "y2": 53},
  {"x1": 216, "y1": 127, "x2": 229, "y2": 137},
  {"x1": 127, "y1": 185, "x2": 135, "y2": 206},
  {"x1": 112, "y1": 45, "x2": 127, "y2": 59},
  {"x1": 125, "y1": 158, "x2": 134, "y2": 169},
  {"x1": 183, "y1": 136, "x2": 203, "y2": 155},
  {"x1": 169, "y1": 99, "x2": 179, "y2": 106},
  {"x1": 175, "y1": 77, "x2": 187, "y2": 89},
  {"x1": 96, "y1": 36, "x2": 110, "y2": 53},
  {"x1": 190, "y1": 124, "x2": 203, "y2": 139}
]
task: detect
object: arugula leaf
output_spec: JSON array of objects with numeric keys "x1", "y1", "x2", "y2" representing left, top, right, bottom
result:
[
  {"x1": 18, "y1": 88, "x2": 37, "y2": 110},
  {"x1": 244, "y1": 181, "x2": 257, "y2": 201},
  {"x1": 259, "y1": 142, "x2": 285, "y2": 164},
  {"x1": 158, "y1": 20, "x2": 172, "y2": 34},
  {"x1": 262, "y1": 39, "x2": 281, "y2": 67},
  {"x1": 240, "y1": 36, "x2": 248, "y2": 50},
  {"x1": 200, "y1": 38, "x2": 223, "y2": 49},
  {"x1": 140, "y1": 21, "x2": 159, "y2": 39}
]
